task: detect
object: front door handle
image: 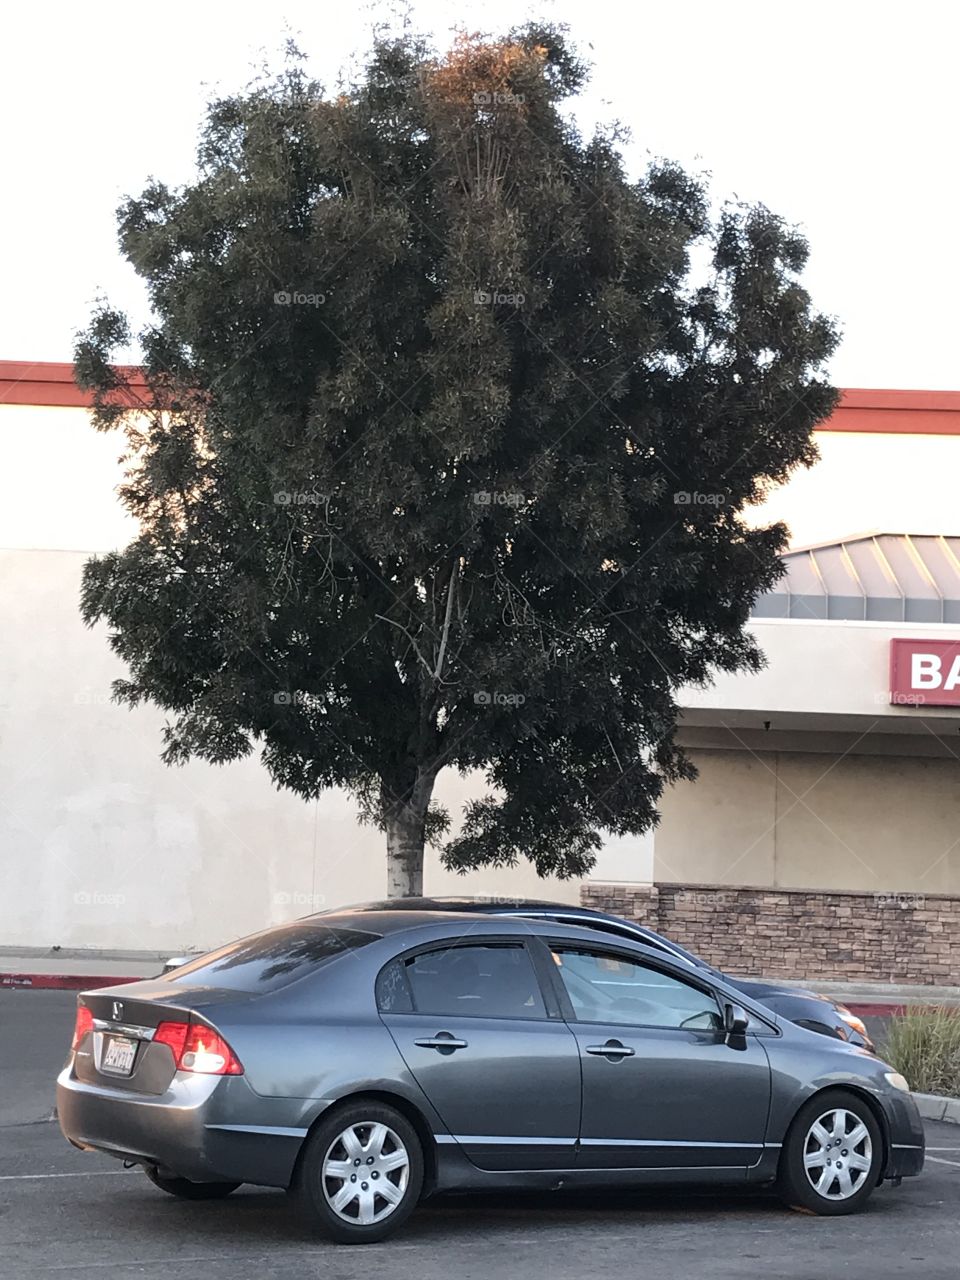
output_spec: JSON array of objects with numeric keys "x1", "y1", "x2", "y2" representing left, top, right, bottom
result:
[
  {"x1": 585, "y1": 1039, "x2": 635, "y2": 1060},
  {"x1": 414, "y1": 1033, "x2": 468, "y2": 1054}
]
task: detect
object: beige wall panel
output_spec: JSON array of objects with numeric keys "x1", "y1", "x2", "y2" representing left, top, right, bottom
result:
[
  {"x1": 654, "y1": 749, "x2": 777, "y2": 886},
  {"x1": 774, "y1": 752, "x2": 960, "y2": 894}
]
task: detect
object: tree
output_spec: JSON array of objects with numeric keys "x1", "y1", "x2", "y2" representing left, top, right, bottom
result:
[{"x1": 76, "y1": 25, "x2": 838, "y2": 896}]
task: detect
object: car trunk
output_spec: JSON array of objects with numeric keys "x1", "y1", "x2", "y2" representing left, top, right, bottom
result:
[{"x1": 73, "y1": 981, "x2": 251, "y2": 1095}]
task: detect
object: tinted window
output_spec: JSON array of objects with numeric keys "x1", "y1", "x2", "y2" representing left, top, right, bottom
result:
[
  {"x1": 551, "y1": 948, "x2": 721, "y2": 1031},
  {"x1": 167, "y1": 924, "x2": 381, "y2": 992},
  {"x1": 401, "y1": 944, "x2": 546, "y2": 1019}
]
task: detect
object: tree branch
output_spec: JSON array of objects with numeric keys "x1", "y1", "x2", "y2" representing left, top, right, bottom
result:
[
  {"x1": 375, "y1": 612, "x2": 435, "y2": 681},
  {"x1": 433, "y1": 556, "x2": 459, "y2": 681}
]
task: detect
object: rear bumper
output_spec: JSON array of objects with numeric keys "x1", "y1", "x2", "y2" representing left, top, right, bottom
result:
[{"x1": 57, "y1": 1064, "x2": 311, "y2": 1187}]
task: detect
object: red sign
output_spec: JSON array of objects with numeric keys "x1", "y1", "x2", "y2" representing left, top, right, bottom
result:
[{"x1": 889, "y1": 638, "x2": 960, "y2": 706}]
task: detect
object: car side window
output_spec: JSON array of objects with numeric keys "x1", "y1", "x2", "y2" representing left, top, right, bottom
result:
[
  {"x1": 382, "y1": 944, "x2": 547, "y2": 1020},
  {"x1": 550, "y1": 947, "x2": 722, "y2": 1031},
  {"x1": 375, "y1": 958, "x2": 414, "y2": 1012}
]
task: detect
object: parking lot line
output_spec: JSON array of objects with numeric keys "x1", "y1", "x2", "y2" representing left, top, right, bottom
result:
[
  {"x1": 0, "y1": 1170, "x2": 129, "y2": 1180},
  {"x1": 925, "y1": 1156, "x2": 960, "y2": 1168}
]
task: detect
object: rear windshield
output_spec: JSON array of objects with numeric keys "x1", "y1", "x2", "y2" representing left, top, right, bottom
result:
[{"x1": 165, "y1": 924, "x2": 382, "y2": 992}]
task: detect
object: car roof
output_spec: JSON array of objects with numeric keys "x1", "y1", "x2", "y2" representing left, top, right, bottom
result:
[
  {"x1": 302, "y1": 908, "x2": 497, "y2": 935},
  {"x1": 319, "y1": 899, "x2": 710, "y2": 972},
  {"x1": 336, "y1": 896, "x2": 616, "y2": 919},
  {"x1": 301, "y1": 906, "x2": 608, "y2": 939},
  {"x1": 303, "y1": 908, "x2": 653, "y2": 952}
]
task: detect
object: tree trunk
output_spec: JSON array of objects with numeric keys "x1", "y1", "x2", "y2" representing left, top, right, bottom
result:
[{"x1": 385, "y1": 803, "x2": 425, "y2": 897}]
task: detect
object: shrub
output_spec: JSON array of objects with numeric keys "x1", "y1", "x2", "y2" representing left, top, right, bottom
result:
[{"x1": 884, "y1": 1007, "x2": 960, "y2": 1097}]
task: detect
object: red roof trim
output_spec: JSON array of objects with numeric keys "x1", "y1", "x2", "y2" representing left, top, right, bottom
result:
[
  {"x1": 824, "y1": 388, "x2": 960, "y2": 435},
  {"x1": 4, "y1": 364, "x2": 960, "y2": 435},
  {"x1": 0, "y1": 360, "x2": 149, "y2": 408}
]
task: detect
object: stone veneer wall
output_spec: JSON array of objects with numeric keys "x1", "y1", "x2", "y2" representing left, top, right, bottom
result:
[{"x1": 581, "y1": 882, "x2": 959, "y2": 986}]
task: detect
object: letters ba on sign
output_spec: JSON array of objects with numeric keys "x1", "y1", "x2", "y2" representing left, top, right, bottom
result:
[{"x1": 889, "y1": 638, "x2": 960, "y2": 706}]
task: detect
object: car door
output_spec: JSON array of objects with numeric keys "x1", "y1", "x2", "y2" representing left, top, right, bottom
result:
[
  {"x1": 378, "y1": 938, "x2": 581, "y2": 1171},
  {"x1": 546, "y1": 942, "x2": 772, "y2": 1169}
]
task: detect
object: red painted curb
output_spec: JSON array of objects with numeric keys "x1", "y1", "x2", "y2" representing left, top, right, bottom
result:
[
  {"x1": 0, "y1": 973, "x2": 144, "y2": 991},
  {"x1": 843, "y1": 1002, "x2": 957, "y2": 1017},
  {"x1": 845, "y1": 1003, "x2": 904, "y2": 1017}
]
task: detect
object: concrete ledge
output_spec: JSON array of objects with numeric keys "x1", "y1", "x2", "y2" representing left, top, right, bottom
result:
[{"x1": 912, "y1": 1092, "x2": 960, "y2": 1123}]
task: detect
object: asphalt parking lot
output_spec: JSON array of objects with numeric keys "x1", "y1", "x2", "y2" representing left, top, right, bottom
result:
[{"x1": 3, "y1": 991, "x2": 959, "y2": 1280}]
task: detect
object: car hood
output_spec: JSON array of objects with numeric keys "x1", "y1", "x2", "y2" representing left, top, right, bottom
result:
[{"x1": 724, "y1": 975, "x2": 835, "y2": 1004}]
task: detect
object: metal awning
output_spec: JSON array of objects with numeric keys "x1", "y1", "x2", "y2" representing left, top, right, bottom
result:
[{"x1": 752, "y1": 533, "x2": 960, "y2": 623}]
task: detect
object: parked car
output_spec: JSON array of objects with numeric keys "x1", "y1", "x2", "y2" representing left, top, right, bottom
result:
[
  {"x1": 340, "y1": 897, "x2": 876, "y2": 1051},
  {"x1": 59, "y1": 909, "x2": 923, "y2": 1243}
]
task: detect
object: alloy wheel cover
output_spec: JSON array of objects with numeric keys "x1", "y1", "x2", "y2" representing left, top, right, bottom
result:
[
  {"x1": 802, "y1": 1107, "x2": 873, "y2": 1200},
  {"x1": 321, "y1": 1121, "x2": 410, "y2": 1224}
]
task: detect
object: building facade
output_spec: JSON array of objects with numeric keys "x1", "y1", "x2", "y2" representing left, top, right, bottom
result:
[
  {"x1": 588, "y1": 392, "x2": 960, "y2": 984},
  {"x1": 2, "y1": 366, "x2": 959, "y2": 981}
]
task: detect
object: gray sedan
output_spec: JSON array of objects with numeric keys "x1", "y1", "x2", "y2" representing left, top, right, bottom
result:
[{"x1": 57, "y1": 910, "x2": 925, "y2": 1243}]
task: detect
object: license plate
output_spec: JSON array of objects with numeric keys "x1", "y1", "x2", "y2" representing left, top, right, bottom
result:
[{"x1": 101, "y1": 1034, "x2": 137, "y2": 1076}]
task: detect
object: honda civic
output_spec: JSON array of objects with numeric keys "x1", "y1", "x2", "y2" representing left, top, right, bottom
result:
[{"x1": 58, "y1": 909, "x2": 924, "y2": 1244}]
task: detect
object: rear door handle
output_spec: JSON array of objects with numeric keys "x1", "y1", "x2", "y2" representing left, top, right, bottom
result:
[
  {"x1": 414, "y1": 1033, "x2": 468, "y2": 1053},
  {"x1": 586, "y1": 1039, "x2": 635, "y2": 1059}
]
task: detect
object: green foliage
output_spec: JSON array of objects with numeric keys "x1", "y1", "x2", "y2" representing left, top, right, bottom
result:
[
  {"x1": 76, "y1": 25, "x2": 838, "y2": 889},
  {"x1": 884, "y1": 1007, "x2": 960, "y2": 1097}
]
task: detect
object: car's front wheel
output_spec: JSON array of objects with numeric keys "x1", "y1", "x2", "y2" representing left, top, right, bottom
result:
[
  {"x1": 778, "y1": 1088, "x2": 882, "y2": 1215},
  {"x1": 293, "y1": 1101, "x2": 424, "y2": 1243},
  {"x1": 144, "y1": 1166, "x2": 242, "y2": 1199}
]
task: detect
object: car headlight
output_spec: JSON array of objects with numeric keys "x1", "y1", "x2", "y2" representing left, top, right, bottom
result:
[
  {"x1": 884, "y1": 1072, "x2": 911, "y2": 1092},
  {"x1": 838, "y1": 1009, "x2": 869, "y2": 1040}
]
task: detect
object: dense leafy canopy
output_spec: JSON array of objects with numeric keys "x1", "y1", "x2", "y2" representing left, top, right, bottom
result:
[{"x1": 77, "y1": 26, "x2": 837, "y2": 893}]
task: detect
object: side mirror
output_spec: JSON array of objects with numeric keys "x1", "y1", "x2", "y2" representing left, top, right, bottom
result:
[
  {"x1": 724, "y1": 1002, "x2": 750, "y2": 1041},
  {"x1": 161, "y1": 955, "x2": 192, "y2": 975}
]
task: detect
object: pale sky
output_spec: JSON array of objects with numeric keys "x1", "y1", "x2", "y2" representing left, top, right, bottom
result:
[{"x1": 6, "y1": 0, "x2": 959, "y2": 389}]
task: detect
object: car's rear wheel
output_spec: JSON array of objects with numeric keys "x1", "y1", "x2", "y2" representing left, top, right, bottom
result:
[
  {"x1": 778, "y1": 1088, "x2": 882, "y2": 1215},
  {"x1": 144, "y1": 1165, "x2": 242, "y2": 1199},
  {"x1": 293, "y1": 1101, "x2": 424, "y2": 1243}
]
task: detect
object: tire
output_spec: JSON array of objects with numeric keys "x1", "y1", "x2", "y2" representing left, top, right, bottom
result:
[
  {"x1": 144, "y1": 1165, "x2": 242, "y2": 1199},
  {"x1": 293, "y1": 1100, "x2": 424, "y2": 1244},
  {"x1": 778, "y1": 1088, "x2": 883, "y2": 1215}
]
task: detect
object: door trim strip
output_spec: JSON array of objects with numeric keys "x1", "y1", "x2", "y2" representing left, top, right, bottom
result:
[{"x1": 437, "y1": 1134, "x2": 776, "y2": 1148}]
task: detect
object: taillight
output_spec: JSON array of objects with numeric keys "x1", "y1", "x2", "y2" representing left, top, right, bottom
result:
[
  {"x1": 71, "y1": 1004, "x2": 94, "y2": 1051},
  {"x1": 154, "y1": 1021, "x2": 243, "y2": 1075}
]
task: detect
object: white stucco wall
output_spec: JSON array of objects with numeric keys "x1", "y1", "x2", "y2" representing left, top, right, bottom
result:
[
  {"x1": 0, "y1": 403, "x2": 137, "y2": 551},
  {"x1": 1, "y1": 548, "x2": 601, "y2": 951},
  {"x1": 0, "y1": 402, "x2": 652, "y2": 948},
  {"x1": 4, "y1": 399, "x2": 959, "y2": 949}
]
